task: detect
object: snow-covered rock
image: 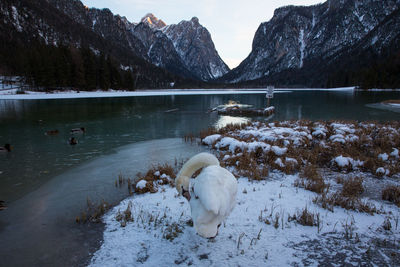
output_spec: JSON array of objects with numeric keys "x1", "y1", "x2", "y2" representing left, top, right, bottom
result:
[
  {"x1": 136, "y1": 180, "x2": 147, "y2": 189},
  {"x1": 202, "y1": 134, "x2": 222, "y2": 145},
  {"x1": 272, "y1": 146, "x2": 288, "y2": 156},
  {"x1": 390, "y1": 148, "x2": 399, "y2": 158},
  {"x1": 376, "y1": 167, "x2": 390, "y2": 176},
  {"x1": 378, "y1": 153, "x2": 389, "y2": 161}
]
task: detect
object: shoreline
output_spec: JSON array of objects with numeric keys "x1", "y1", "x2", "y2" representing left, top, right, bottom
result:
[
  {"x1": 0, "y1": 138, "x2": 206, "y2": 267},
  {"x1": 0, "y1": 87, "x2": 357, "y2": 100}
]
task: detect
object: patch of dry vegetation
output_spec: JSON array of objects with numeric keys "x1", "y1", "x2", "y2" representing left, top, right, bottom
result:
[
  {"x1": 288, "y1": 206, "x2": 320, "y2": 228},
  {"x1": 197, "y1": 120, "x2": 400, "y2": 215},
  {"x1": 313, "y1": 176, "x2": 377, "y2": 214},
  {"x1": 198, "y1": 120, "x2": 400, "y2": 180},
  {"x1": 294, "y1": 165, "x2": 329, "y2": 194},
  {"x1": 75, "y1": 198, "x2": 111, "y2": 224},
  {"x1": 383, "y1": 100, "x2": 400, "y2": 104},
  {"x1": 382, "y1": 186, "x2": 400, "y2": 207},
  {"x1": 220, "y1": 151, "x2": 269, "y2": 180},
  {"x1": 134, "y1": 163, "x2": 176, "y2": 194},
  {"x1": 199, "y1": 120, "x2": 400, "y2": 179}
]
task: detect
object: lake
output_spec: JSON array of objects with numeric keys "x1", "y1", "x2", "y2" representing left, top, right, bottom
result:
[{"x1": 0, "y1": 89, "x2": 399, "y2": 266}]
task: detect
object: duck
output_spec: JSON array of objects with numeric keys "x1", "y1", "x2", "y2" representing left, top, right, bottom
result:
[
  {"x1": 69, "y1": 137, "x2": 78, "y2": 145},
  {"x1": 45, "y1": 130, "x2": 59, "y2": 136},
  {"x1": 175, "y1": 152, "x2": 237, "y2": 238},
  {"x1": 70, "y1": 127, "x2": 85, "y2": 134},
  {"x1": 0, "y1": 200, "x2": 7, "y2": 210},
  {"x1": 0, "y1": 144, "x2": 11, "y2": 152}
]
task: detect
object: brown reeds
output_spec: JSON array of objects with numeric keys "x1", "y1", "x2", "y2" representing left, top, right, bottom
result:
[
  {"x1": 382, "y1": 186, "x2": 400, "y2": 207},
  {"x1": 134, "y1": 163, "x2": 176, "y2": 194},
  {"x1": 340, "y1": 176, "x2": 364, "y2": 198},
  {"x1": 76, "y1": 198, "x2": 111, "y2": 224},
  {"x1": 288, "y1": 206, "x2": 319, "y2": 227},
  {"x1": 199, "y1": 120, "x2": 400, "y2": 179},
  {"x1": 295, "y1": 164, "x2": 329, "y2": 194}
]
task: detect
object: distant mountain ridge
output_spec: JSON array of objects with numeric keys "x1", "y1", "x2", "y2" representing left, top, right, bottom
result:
[
  {"x1": 221, "y1": 0, "x2": 400, "y2": 88},
  {"x1": 0, "y1": 0, "x2": 228, "y2": 87},
  {"x1": 1, "y1": 0, "x2": 399, "y2": 89},
  {"x1": 46, "y1": 1, "x2": 229, "y2": 81}
]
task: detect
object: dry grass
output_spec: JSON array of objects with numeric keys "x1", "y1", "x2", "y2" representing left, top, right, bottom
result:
[
  {"x1": 199, "y1": 127, "x2": 218, "y2": 140},
  {"x1": 135, "y1": 163, "x2": 176, "y2": 194},
  {"x1": 340, "y1": 176, "x2": 364, "y2": 198},
  {"x1": 183, "y1": 133, "x2": 197, "y2": 143},
  {"x1": 220, "y1": 151, "x2": 268, "y2": 180},
  {"x1": 163, "y1": 223, "x2": 184, "y2": 241},
  {"x1": 383, "y1": 99, "x2": 400, "y2": 104},
  {"x1": 288, "y1": 206, "x2": 320, "y2": 227},
  {"x1": 294, "y1": 165, "x2": 329, "y2": 194},
  {"x1": 200, "y1": 120, "x2": 400, "y2": 180},
  {"x1": 313, "y1": 192, "x2": 377, "y2": 214},
  {"x1": 382, "y1": 186, "x2": 400, "y2": 207},
  {"x1": 75, "y1": 198, "x2": 111, "y2": 224},
  {"x1": 313, "y1": 175, "x2": 375, "y2": 213},
  {"x1": 115, "y1": 201, "x2": 134, "y2": 227},
  {"x1": 196, "y1": 120, "x2": 400, "y2": 215}
]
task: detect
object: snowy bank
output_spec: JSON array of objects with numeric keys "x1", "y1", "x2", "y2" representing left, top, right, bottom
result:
[{"x1": 90, "y1": 171, "x2": 400, "y2": 266}]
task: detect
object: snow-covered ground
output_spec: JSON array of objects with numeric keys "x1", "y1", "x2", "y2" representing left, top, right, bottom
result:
[
  {"x1": 388, "y1": 103, "x2": 400, "y2": 108},
  {"x1": 89, "y1": 172, "x2": 399, "y2": 266},
  {"x1": 89, "y1": 120, "x2": 400, "y2": 266},
  {"x1": 0, "y1": 87, "x2": 357, "y2": 100}
]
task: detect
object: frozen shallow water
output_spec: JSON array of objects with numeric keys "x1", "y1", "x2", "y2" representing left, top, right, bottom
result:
[{"x1": 0, "y1": 138, "x2": 205, "y2": 267}]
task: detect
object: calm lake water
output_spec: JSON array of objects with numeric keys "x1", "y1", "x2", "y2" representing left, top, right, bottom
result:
[
  {"x1": 1, "y1": 90, "x2": 399, "y2": 202},
  {"x1": 0, "y1": 89, "x2": 399, "y2": 266}
]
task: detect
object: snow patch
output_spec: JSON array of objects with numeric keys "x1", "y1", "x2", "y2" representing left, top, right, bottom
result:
[
  {"x1": 376, "y1": 167, "x2": 390, "y2": 176},
  {"x1": 272, "y1": 146, "x2": 287, "y2": 156},
  {"x1": 274, "y1": 158, "x2": 285, "y2": 168},
  {"x1": 378, "y1": 153, "x2": 389, "y2": 162},
  {"x1": 136, "y1": 180, "x2": 147, "y2": 189},
  {"x1": 334, "y1": 156, "x2": 363, "y2": 168},
  {"x1": 390, "y1": 148, "x2": 399, "y2": 158},
  {"x1": 11, "y1": 6, "x2": 22, "y2": 32},
  {"x1": 202, "y1": 134, "x2": 221, "y2": 145},
  {"x1": 298, "y1": 29, "x2": 305, "y2": 68}
]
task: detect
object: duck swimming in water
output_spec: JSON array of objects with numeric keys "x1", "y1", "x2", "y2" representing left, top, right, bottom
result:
[
  {"x1": 0, "y1": 200, "x2": 7, "y2": 210},
  {"x1": 71, "y1": 127, "x2": 85, "y2": 134},
  {"x1": 69, "y1": 137, "x2": 78, "y2": 145},
  {"x1": 45, "y1": 130, "x2": 59, "y2": 136},
  {"x1": 175, "y1": 152, "x2": 237, "y2": 238},
  {"x1": 0, "y1": 144, "x2": 11, "y2": 152}
]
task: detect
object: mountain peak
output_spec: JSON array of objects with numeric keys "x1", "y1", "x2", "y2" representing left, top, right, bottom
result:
[
  {"x1": 191, "y1": 17, "x2": 199, "y2": 24},
  {"x1": 141, "y1": 13, "x2": 166, "y2": 29}
]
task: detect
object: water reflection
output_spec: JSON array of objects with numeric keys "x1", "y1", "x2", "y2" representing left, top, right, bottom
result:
[{"x1": 215, "y1": 116, "x2": 250, "y2": 129}]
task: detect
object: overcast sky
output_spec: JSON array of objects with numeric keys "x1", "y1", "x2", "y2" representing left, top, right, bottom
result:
[{"x1": 81, "y1": 0, "x2": 324, "y2": 69}]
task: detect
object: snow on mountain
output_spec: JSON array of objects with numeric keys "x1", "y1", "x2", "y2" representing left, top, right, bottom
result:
[
  {"x1": 222, "y1": 0, "x2": 400, "y2": 84},
  {"x1": 141, "y1": 13, "x2": 166, "y2": 29}
]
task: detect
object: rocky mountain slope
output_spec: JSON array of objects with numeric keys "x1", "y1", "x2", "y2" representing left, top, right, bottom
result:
[
  {"x1": 221, "y1": 0, "x2": 400, "y2": 87},
  {"x1": 130, "y1": 14, "x2": 229, "y2": 81},
  {"x1": 0, "y1": 0, "x2": 186, "y2": 89},
  {"x1": 45, "y1": 1, "x2": 228, "y2": 81},
  {"x1": 0, "y1": 0, "x2": 228, "y2": 86},
  {"x1": 162, "y1": 16, "x2": 230, "y2": 80}
]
